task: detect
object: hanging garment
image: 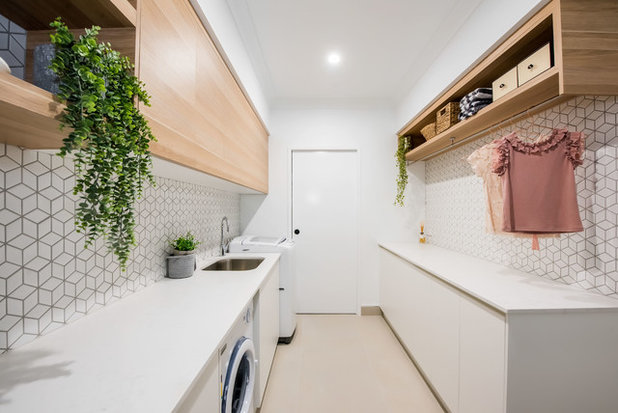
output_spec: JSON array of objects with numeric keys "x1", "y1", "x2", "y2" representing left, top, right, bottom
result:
[
  {"x1": 492, "y1": 129, "x2": 585, "y2": 233},
  {"x1": 467, "y1": 139, "x2": 559, "y2": 240},
  {"x1": 468, "y1": 140, "x2": 504, "y2": 233}
]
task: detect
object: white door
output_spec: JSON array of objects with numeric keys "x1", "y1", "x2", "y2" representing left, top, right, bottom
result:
[{"x1": 291, "y1": 150, "x2": 358, "y2": 313}]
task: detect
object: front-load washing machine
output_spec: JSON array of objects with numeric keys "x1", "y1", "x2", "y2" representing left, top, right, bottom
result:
[
  {"x1": 228, "y1": 235, "x2": 297, "y2": 343},
  {"x1": 219, "y1": 302, "x2": 256, "y2": 413}
]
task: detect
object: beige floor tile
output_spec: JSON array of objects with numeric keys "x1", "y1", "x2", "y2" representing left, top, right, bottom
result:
[{"x1": 259, "y1": 315, "x2": 444, "y2": 413}]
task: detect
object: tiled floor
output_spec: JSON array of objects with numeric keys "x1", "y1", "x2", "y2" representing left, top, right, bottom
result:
[{"x1": 260, "y1": 315, "x2": 444, "y2": 413}]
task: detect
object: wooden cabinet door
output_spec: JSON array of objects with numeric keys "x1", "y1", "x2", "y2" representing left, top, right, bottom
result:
[{"x1": 139, "y1": 0, "x2": 268, "y2": 192}]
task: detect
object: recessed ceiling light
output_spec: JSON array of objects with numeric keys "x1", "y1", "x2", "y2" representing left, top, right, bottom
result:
[{"x1": 326, "y1": 52, "x2": 342, "y2": 66}]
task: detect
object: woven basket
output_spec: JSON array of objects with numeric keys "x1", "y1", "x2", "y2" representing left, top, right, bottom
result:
[
  {"x1": 420, "y1": 122, "x2": 437, "y2": 140},
  {"x1": 436, "y1": 102, "x2": 460, "y2": 134}
]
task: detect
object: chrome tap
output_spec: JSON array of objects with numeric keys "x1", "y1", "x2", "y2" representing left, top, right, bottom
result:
[{"x1": 220, "y1": 216, "x2": 230, "y2": 256}]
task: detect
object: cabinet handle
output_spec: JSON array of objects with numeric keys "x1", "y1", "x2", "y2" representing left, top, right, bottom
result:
[
  {"x1": 499, "y1": 83, "x2": 506, "y2": 88},
  {"x1": 294, "y1": 229, "x2": 300, "y2": 235},
  {"x1": 528, "y1": 63, "x2": 534, "y2": 70}
]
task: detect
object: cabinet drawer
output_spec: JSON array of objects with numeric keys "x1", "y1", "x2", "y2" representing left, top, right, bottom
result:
[
  {"x1": 517, "y1": 43, "x2": 551, "y2": 86},
  {"x1": 492, "y1": 67, "x2": 518, "y2": 101}
]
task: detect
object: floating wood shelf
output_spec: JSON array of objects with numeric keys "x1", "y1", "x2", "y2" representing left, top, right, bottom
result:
[
  {"x1": 406, "y1": 67, "x2": 563, "y2": 161},
  {"x1": 0, "y1": 73, "x2": 65, "y2": 149},
  {"x1": 0, "y1": 0, "x2": 137, "y2": 29},
  {"x1": 398, "y1": 0, "x2": 618, "y2": 162}
]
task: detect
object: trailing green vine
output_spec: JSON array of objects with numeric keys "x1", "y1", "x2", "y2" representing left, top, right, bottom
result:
[
  {"x1": 49, "y1": 18, "x2": 156, "y2": 269},
  {"x1": 394, "y1": 136, "x2": 409, "y2": 207}
]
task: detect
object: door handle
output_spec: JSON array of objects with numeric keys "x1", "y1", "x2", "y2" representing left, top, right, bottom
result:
[{"x1": 294, "y1": 229, "x2": 300, "y2": 235}]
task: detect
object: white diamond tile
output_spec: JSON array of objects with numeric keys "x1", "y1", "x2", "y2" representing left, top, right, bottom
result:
[
  {"x1": 426, "y1": 95, "x2": 618, "y2": 300},
  {"x1": 1, "y1": 142, "x2": 240, "y2": 353}
]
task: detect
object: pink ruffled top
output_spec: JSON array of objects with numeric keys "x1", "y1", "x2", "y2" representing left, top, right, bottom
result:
[{"x1": 492, "y1": 129, "x2": 585, "y2": 233}]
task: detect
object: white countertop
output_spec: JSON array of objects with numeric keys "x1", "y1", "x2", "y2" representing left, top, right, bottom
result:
[
  {"x1": 379, "y1": 242, "x2": 618, "y2": 314},
  {"x1": 0, "y1": 252, "x2": 280, "y2": 413}
]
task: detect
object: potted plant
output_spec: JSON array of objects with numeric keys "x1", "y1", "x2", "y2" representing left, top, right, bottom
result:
[{"x1": 167, "y1": 232, "x2": 201, "y2": 279}]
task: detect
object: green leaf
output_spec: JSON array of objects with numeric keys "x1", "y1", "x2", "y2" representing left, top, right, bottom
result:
[{"x1": 49, "y1": 18, "x2": 156, "y2": 270}]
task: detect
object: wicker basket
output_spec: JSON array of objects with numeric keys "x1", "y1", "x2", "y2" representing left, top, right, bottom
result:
[
  {"x1": 436, "y1": 102, "x2": 460, "y2": 134},
  {"x1": 420, "y1": 122, "x2": 437, "y2": 140}
]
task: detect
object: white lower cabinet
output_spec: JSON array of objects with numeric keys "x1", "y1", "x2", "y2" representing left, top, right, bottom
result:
[
  {"x1": 379, "y1": 246, "x2": 618, "y2": 413},
  {"x1": 380, "y1": 247, "x2": 460, "y2": 411},
  {"x1": 255, "y1": 262, "x2": 280, "y2": 408},
  {"x1": 175, "y1": 357, "x2": 219, "y2": 413},
  {"x1": 458, "y1": 294, "x2": 505, "y2": 413},
  {"x1": 381, "y1": 248, "x2": 507, "y2": 412},
  {"x1": 381, "y1": 248, "x2": 508, "y2": 412}
]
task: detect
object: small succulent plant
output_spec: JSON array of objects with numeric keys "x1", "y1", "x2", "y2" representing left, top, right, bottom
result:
[{"x1": 171, "y1": 232, "x2": 201, "y2": 252}]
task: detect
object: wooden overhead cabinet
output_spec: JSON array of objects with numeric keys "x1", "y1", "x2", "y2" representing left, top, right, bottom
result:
[
  {"x1": 139, "y1": 0, "x2": 269, "y2": 193},
  {"x1": 399, "y1": 0, "x2": 618, "y2": 162},
  {"x1": 0, "y1": 0, "x2": 268, "y2": 193}
]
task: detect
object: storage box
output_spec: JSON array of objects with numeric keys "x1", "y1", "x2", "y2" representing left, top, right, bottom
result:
[
  {"x1": 492, "y1": 67, "x2": 518, "y2": 101},
  {"x1": 517, "y1": 43, "x2": 551, "y2": 86},
  {"x1": 436, "y1": 102, "x2": 460, "y2": 134}
]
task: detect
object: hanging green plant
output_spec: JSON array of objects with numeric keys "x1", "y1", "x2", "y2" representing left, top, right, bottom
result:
[
  {"x1": 394, "y1": 136, "x2": 410, "y2": 207},
  {"x1": 49, "y1": 18, "x2": 156, "y2": 269}
]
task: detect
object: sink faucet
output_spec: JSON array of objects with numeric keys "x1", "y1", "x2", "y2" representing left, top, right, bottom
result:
[{"x1": 220, "y1": 216, "x2": 229, "y2": 256}]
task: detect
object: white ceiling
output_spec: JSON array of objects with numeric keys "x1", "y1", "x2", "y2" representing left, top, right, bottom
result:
[{"x1": 226, "y1": 0, "x2": 484, "y2": 106}]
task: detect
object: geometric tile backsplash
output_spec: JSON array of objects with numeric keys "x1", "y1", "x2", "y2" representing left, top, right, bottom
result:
[
  {"x1": 0, "y1": 14, "x2": 26, "y2": 79},
  {"x1": 425, "y1": 95, "x2": 618, "y2": 299},
  {"x1": 0, "y1": 144, "x2": 240, "y2": 352}
]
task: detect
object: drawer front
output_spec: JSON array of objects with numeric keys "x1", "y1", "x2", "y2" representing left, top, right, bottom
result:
[
  {"x1": 517, "y1": 43, "x2": 551, "y2": 86},
  {"x1": 492, "y1": 67, "x2": 518, "y2": 101}
]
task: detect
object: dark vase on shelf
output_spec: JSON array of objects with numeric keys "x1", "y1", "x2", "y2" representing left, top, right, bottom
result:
[{"x1": 33, "y1": 43, "x2": 60, "y2": 94}]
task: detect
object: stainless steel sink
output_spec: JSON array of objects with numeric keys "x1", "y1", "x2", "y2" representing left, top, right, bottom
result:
[{"x1": 202, "y1": 257, "x2": 264, "y2": 271}]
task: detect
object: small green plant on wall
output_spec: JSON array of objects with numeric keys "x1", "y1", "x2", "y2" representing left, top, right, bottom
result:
[
  {"x1": 49, "y1": 18, "x2": 157, "y2": 269},
  {"x1": 170, "y1": 232, "x2": 201, "y2": 253},
  {"x1": 394, "y1": 136, "x2": 409, "y2": 207}
]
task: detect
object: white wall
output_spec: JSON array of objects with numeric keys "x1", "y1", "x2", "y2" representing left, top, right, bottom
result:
[
  {"x1": 241, "y1": 107, "x2": 425, "y2": 307},
  {"x1": 191, "y1": 0, "x2": 270, "y2": 126},
  {"x1": 396, "y1": 0, "x2": 546, "y2": 128}
]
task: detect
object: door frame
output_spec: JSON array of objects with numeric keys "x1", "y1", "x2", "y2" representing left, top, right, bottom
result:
[{"x1": 287, "y1": 147, "x2": 361, "y2": 315}]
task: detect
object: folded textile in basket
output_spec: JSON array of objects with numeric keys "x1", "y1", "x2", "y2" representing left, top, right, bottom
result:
[
  {"x1": 460, "y1": 98, "x2": 492, "y2": 113},
  {"x1": 459, "y1": 87, "x2": 493, "y2": 121},
  {"x1": 460, "y1": 88, "x2": 493, "y2": 107},
  {"x1": 459, "y1": 101, "x2": 492, "y2": 120}
]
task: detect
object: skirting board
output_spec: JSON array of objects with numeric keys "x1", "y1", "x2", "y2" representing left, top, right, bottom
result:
[{"x1": 360, "y1": 306, "x2": 383, "y2": 316}]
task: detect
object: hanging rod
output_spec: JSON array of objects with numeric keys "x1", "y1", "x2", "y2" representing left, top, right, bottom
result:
[{"x1": 410, "y1": 94, "x2": 568, "y2": 163}]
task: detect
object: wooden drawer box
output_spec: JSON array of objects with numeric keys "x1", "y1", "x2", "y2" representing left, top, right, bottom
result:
[
  {"x1": 492, "y1": 67, "x2": 518, "y2": 101},
  {"x1": 517, "y1": 43, "x2": 551, "y2": 86}
]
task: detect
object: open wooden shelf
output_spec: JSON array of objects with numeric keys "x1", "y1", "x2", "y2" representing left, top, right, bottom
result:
[
  {"x1": 406, "y1": 67, "x2": 563, "y2": 161},
  {"x1": 0, "y1": 73, "x2": 65, "y2": 149},
  {"x1": 0, "y1": 0, "x2": 137, "y2": 29},
  {"x1": 0, "y1": 0, "x2": 138, "y2": 150},
  {"x1": 398, "y1": 0, "x2": 618, "y2": 161}
]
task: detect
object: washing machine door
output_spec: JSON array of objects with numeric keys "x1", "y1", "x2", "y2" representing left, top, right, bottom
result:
[{"x1": 222, "y1": 337, "x2": 256, "y2": 413}]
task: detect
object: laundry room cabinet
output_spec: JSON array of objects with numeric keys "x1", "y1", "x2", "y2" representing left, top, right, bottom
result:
[
  {"x1": 379, "y1": 243, "x2": 618, "y2": 413},
  {"x1": 138, "y1": 0, "x2": 269, "y2": 193},
  {"x1": 255, "y1": 261, "x2": 280, "y2": 407},
  {"x1": 174, "y1": 357, "x2": 219, "y2": 413}
]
